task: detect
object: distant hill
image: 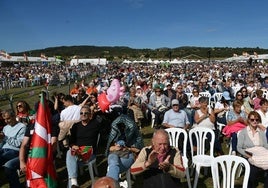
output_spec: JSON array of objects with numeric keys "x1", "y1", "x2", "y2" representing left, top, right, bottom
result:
[{"x1": 11, "y1": 45, "x2": 268, "y2": 61}]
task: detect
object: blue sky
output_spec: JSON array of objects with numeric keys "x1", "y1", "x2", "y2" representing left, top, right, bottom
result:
[{"x1": 1, "y1": 0, "x2": 268, "y2": 53}]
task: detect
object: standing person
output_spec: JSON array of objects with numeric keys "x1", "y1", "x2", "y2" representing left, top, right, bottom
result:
[
  {"x1": 66, "y1": 105, "x2": 104, "y2": 187},
  {"x1": 0, "y1": 110, "x2": 26, "y2": 187},
  {"x1": 60, "y1": 95, "x2": 82, "y2": 121},
  {"x1": 106, "y1": 114, "x2": 143, "y2": 184},
  {"x1": 237, "y1": 111, "x2": 268, "y2": 188},
  {"x1": 130, "y1": 129, "x2": 185, "y2": 188},
  {"x1": 162, "y1": 99, "x2": 190, "y2": 130}
]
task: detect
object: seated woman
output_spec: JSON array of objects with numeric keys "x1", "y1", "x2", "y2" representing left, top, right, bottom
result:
[
  {"x1": 193, "y1": 96, "x2": 223, "y2": 155},
  {"x1": 147, "y1": 85, "x2": 170, "y2": 128},
  {"x1": 223, "y1": 100, "x2": 247, "y2": 155},
  {"x1": 237, "y1": 111, "x2": 268, "y2": 188},
  {"x1": 214, "y1": 93, "x2": 231, "y2": 125}
]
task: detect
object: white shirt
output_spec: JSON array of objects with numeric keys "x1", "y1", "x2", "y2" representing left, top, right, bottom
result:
[{"x1": 60, "y1": 105, "x2": 81, "y2": 121}]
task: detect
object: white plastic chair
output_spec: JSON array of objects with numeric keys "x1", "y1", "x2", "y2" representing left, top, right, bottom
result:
[
  {"x1": 211, "y1": 155, "x2": 250, "y2": 188},
  {"x1": 189, "y1": 127, "x2": 215, "y2": 188},
  {"x1": 217, "y1": 111, "x2": 229, "y2": 133},
  {"x1": 166, "y1": 128, "x2": 192, "y2": 188},
  {"x1": 199, "y1": 92, "x2": 212, "y2": 107},
  {"x1": 211, "y1": 92, "x2": 223, "y2": 108},
  {"x1": 185, "y1": 92, "x2": 193, "y2": 108}
]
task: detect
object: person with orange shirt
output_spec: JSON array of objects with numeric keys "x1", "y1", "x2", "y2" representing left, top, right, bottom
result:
[
  {"x1": 86, "y1": 82, "x2": 98, "y2": 95},
  {"x1": 70, "y1": 83, "x2": 80, "y2": 97}
]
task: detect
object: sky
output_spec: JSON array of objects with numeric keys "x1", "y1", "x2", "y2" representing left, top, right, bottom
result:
[{"x1": 1, "y1": 0, "x2": 268, "y2": 53}]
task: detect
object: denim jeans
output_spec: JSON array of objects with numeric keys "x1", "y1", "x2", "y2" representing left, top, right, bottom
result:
[
  {"x1": 66, "y1": 149, "x2": 96, "y2": 178},
  {"x1": 0, "y1": 148, "x2": 19, "y2": 166},
  {"x1": 106, "y1": 152, "x2": 134, "y2": 181},
  {"x1": 3, "y1": 157, "x2": 22, "y2": 188}
]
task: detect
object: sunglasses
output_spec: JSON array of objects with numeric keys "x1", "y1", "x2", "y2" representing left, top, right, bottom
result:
[
  {"x1": 80, "y1": 112, "x2": 90, "y2": 115},
  {"x1": 250, "y1": 118, "x2": 259, "y2": 122},
  {"x1": 17, "y1": 105, "x2": 23, "y2": 108}
]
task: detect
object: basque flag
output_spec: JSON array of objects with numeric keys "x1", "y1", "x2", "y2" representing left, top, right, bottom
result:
[{"x1": 26, "y1": 93, "x2": 57, "y2": 187}]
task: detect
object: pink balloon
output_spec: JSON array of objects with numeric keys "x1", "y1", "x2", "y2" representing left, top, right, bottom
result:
[
  {"x1": 106, "y1": 79, "x2": 121, "y2": 103},
  {"x1": 98, "y1": 92, "x2": 111, "y2": 112}
]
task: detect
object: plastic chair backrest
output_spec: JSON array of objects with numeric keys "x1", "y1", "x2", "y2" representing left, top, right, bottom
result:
[
  {"x1": 166, "y1": 128, "x2": 187, "y2": 156},
  {"x1": 211, "y1": 155, "x2": 250, "y2": 188},
  {"x1": 214, "y1": 92, "x2": 223, "y2": 103},
  {"x1": 189, "y1": 127, "x2": 215, "y2": 157}
]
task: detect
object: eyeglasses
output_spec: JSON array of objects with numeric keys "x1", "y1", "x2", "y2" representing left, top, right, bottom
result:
[
  {"x1": 80, "y1": 112, "x2": 90, "y2": 115},
  {"x1": 17, "y1": 105, "x2": 23, "y2": 108},
  {"x1": 250, "y1": 118, "x2": 259, "y2": 122}
]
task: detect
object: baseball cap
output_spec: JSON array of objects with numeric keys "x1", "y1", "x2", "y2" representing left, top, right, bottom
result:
[
  {"x1": 171, "y1": 99, "x2": 179, "y2": 106},
  {"x1": 222, "y1": 91, "x2": 231, "y2": 100}
]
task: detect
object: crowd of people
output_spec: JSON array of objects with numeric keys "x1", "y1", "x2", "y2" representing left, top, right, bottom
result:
[{"x1": 1, "y1": 60, "x2": 268, "y2": 187}]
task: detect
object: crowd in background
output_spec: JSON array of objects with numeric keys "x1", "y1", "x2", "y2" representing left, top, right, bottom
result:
[{"x1": 1, "y1": 60, "x2": 268, "y2": 187}]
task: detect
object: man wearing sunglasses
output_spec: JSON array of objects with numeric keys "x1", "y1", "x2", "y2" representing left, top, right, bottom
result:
[{"x1": 66, "y1": 105, "x2": 104, "y2": 188}]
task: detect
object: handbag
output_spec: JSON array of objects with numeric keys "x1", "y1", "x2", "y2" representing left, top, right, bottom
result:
[{"x1": 246, "y1": 146, "x2": 268, "y2": 170}]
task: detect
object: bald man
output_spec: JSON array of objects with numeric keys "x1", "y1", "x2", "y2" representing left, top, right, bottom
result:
[
  {"x1": 92, "y1": 176, "x2": 119, "y2": 188},
  {"x1": 130, "y1": 129, "x2": 185, "y2": 188}
]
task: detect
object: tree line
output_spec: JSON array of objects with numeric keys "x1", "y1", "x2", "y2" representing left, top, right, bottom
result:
[{"x1": 11, "y1": 45, "x2": 268, "y2": 62}]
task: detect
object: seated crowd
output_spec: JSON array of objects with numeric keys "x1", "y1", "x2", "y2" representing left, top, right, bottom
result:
[{"x1": 1, "y1": 61, "x2": 268, "y2": 187}]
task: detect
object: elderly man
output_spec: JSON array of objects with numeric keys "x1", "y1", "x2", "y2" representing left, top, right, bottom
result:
[
  {"x1": 162, "y1": 99, "x2": 190, "y2": 130},
  {"x1": 131, "y1": 129, "x2": 185, "y2": 188}
]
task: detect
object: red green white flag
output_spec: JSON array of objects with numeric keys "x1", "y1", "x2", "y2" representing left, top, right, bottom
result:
[{"x1": 26, "y1": 93, "x2": 57, "y2": 187}]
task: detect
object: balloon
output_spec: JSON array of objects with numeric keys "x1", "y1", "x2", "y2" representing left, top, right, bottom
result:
[
  {"x1": 98, "y1": 92, "x2": 110, "y2": 112},
  {"x1": 106, "y1": 79, "x2": 121, "y2": 103}
]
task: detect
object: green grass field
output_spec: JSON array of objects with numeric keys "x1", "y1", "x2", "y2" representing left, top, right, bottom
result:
[{"x1": 0, "y1": 82, "x2": 265, "y2": 188}]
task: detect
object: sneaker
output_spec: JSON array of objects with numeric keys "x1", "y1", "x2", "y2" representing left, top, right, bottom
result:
[
  {"x1": 231, "y1": 151, "x2": 236, "y2": 155},
  {"x1": 119, "y1": 180, "x2": 128, "y2": 188}
]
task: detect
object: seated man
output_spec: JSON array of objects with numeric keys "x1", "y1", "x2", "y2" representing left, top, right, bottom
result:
[
  {"x1": 66, "y1": 105, "x2": 104, "y2": 187},
  {"x1": 162, "y1": 99, "x2": 190, "y2": 130},
  {"x1": 0, "y1": 110, "x2": 26, "y2": 187},
  {"x1": 131, "y1": 129, "x2": 185, "y2": 188}
]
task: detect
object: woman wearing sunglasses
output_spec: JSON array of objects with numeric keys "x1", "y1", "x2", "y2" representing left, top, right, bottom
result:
[
  {"x1": 237, "y1": 111, "x2": 268, "y2": 188},
  {"x1": 15, "y1": 100, "x2": 34, "y2": 125}
]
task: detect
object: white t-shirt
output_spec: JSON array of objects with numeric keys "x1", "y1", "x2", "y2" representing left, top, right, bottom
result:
[{"x1": 60, "y1": 105, "x2": 81, "y2": 121}]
